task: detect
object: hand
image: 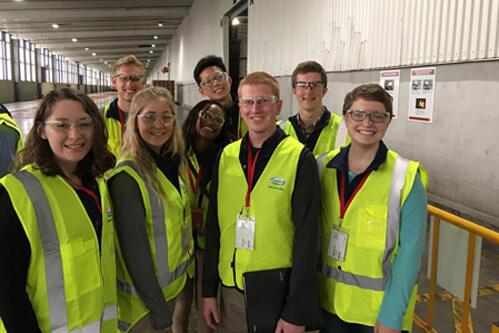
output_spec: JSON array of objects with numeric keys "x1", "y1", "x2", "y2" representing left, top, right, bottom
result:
[
  {"x1": 274, "y1": 319, "x2": 305, "y2": 333},
  {"x1": 374, "y1": 321, "x2": 401, "y2": 333},
  {"x1": 202, "y1": 297, "x2": 221, "y2": 330}
]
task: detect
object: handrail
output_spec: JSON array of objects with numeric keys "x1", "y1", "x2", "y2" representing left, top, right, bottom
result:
[{"x1": 414, "y1": 204, "x2": 499, "y2": 333}]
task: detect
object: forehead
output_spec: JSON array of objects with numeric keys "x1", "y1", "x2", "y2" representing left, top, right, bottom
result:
[
  {"x1": 351, "y1": 98, "x2": 386, "y2": 111},
  {"x1": 204, "y1": 104, "x2": 223, "y2": 114},
  {"x1": 49, "y1": 99, "x2": 87, "y2": 118},
  {"x1": 199, "y1": 66, "x2": 224, "y2": 80},
  {"x1": 115, "y1": 64, "x2": 143, "y2": 75},
  {"x1": 141, "y1": 97, "x2": 173, "y2": 113},
  {"x1": 295, "y1": 72, "x2": 322, "y2": 82},
  {"x1": 239, "y1": 84, "x2": 275, "y2": 97}
]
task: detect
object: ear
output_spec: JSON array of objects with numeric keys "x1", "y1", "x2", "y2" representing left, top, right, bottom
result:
[
  {"x1": 227, "y1": 74, "x2": 233, "y2": 86},
  {"x1": 39, "y1": 124, "x2": 47, "y2": 140},
  {"x1": 276, "y1": 99, "x2": 283, "y2": 115},
  {"x1": 199, "y1": 86, "x2": 205, "y2": 96},
  {"x1": 322, "y1": 86, "x2": 328, "y2": 96},
  {"x1": 111, "y1": 76, "x2": 117, "y2": 90},
  {"x1": 292, "y1": 87, "x2": 297, "y2": 96}
]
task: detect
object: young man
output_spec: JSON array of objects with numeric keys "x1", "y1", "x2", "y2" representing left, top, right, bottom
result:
[
  {"x1": 193, "y1": 55, "x2": 245, "y2": 140},
  {"x1": 202, "y1": 72, "x2": 321, "y2": 333},
  {"x1": 103, "y1": 55, "x2": 145, "y2": 156},
  {"x1": 0, "y1": 103, "x2": 22, "y2": 177},
  {"x1": 280, "y1": 61, "x2": 346, "y2": 156}
]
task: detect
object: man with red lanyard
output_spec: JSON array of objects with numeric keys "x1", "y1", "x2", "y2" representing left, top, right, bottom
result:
[
  {"x1": 103, "y1": 55, "x2": 145, "y2": 156},
  {"x1": 202, "y1": 71, "x2": 321, "y2": 332}
]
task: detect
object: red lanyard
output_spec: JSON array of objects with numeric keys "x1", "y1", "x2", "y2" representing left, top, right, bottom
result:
[
  {"x1": 245, "y1": 146, "x2": 260, "y2": 208},
  {"x1": 187, "y1": 165, "x2": 203, "y2": 196},
  {"x1": 117, "y1": 107, "x2": 125, "y2": 133},
  {"x1": 64, "y1": 177, "x2": 102, "y2": 215},
  {"x1": 339, "y1": 171, "x2": 371, "y2": 219}
]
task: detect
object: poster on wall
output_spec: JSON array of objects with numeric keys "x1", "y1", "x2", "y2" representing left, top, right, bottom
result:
[
  {"x1": 408, "y1": 67, "x2": 436, "y2": 123},
  {"x1": 379, "y1": 70, "x2": 400, "y2": 119}
]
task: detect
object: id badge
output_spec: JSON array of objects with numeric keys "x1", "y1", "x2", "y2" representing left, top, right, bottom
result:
[
  {"x1": 328, "y1": 229, "x2": 348, "y2": 262},
  {"x1": 235, "y1": 209, "x2": 255, "y2": 251},
  {"x1": 181, "y1": 224, "x2": 191, "y2": 254}
]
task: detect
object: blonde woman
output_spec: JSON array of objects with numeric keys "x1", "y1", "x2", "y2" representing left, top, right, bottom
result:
[{"x1": 109, "y1": 87, "x2": 193, "y2": 333}]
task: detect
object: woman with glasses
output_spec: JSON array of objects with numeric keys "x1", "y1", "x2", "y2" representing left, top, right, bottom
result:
[
  {"x1": 178, "y1": 100, "x2": 229, "y2": 332},
  {"x1": 108, "y1": 86, "x2": 193, "y2": 333},
  {"x1": 0, "y1": 88, "x2": 117, "y2": 332},
  {"x1": 318, "y1": 84, "x2": 428, "y2": 333}
]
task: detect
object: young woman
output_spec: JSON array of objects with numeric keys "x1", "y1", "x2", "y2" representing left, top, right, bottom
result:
[
  {"x1": 0, "y1": 88, "x2": 117, "y2": 333},
  {"x1": 180, "y1": 99, "x2": 229, "y2": 332},
  {"x1": 109, "y1": 86, "x2": 193, "y2": 333},
  {"x1": 318, "y1": 84, "x2": 428, "y2": 333}
]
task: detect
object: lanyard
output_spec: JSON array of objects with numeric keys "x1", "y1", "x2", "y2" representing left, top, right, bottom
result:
[
  {"x1": 117, "y1": 107, "x2": 125, "y2": 133},
  {"x1": 338, "y1": 171, "x2": 371, "y2": 220},
  {"x1": 245, "y1": 146, "x2": 260, "y2": 208},
  {"x1": 187, "y1": 162, "x2": 203, "y2": 197},
  {"x1": 64, "y1": 176, "x2": 102, "y2": 215}
]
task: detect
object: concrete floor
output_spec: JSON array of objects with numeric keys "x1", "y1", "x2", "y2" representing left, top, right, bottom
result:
[{"x1": 4, "y1": 93, "x2": 498, "y2": 333}]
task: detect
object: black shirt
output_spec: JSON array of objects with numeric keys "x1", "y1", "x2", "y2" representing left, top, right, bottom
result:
[
  {"x1": 288, "y1": 106, "x2": 332, "y2": 152},
  {"x1": 223, "y1": 102, "x2": 240, "y2": 141}
]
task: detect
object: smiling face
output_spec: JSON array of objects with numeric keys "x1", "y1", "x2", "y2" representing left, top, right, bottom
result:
[
  {"x1": 40, "y1": 99, "x2": 95, "y2": 175},
  {"x1": 112, "y1": 64, "x2": 145, "y2": 109},
  {"x1": 293, "y1": 72, "x2": 327, "y2": 113},
  {"x1": 196, "y1": 104, "x2": 224, "y2": 141},
  {"x1": 345, "y1": 98, "x2": 390, "y2": 149},
  {"x1": 137, "y1": 97, "x2": 175, "y2": 154},
  {"x1": 198, "y1": 66, "x2": 232, "y2": 104}
]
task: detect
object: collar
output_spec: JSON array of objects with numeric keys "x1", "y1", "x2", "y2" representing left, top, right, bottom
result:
[
  {"x1": 290, "y1": 106, "x2": 331, "y2": 133},
  {"x1": 106, "y1": 99, "x2": 126, "y2": 122},
  {"x1": 327, "y1": 141, "x2": 388, "y2": 176},
  {"x1": 240, "y1": 126, "x2": 286, "y2": 159}
]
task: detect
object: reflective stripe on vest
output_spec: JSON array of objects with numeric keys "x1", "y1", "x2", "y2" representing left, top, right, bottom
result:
[
  {"x1": 320, "y1": 155, "x2": 410, "y2": 291},
  {"x1": 334, "y1": 118, "x2": 348, "y2": 149},
  {"x1": 13, "y1": 171, "x2": 118, "y2": 332},
  {"x1": 115, "y1": 161, "x2": 189, "y2": 292}
]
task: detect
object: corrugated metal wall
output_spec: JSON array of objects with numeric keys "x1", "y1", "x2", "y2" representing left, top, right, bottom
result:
[{"x1": 248, "y1": 0, "x2": 499, "y2": 74}]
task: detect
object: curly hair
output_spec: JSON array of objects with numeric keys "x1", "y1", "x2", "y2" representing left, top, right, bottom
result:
[
  {"x1": 14, "y1": 88, "x2": 115, "y2": 178},
  {"x1": 121, "y1": 86, "x2": 184, "y2": 198}
]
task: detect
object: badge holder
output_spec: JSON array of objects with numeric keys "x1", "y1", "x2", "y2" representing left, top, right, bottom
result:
[
  {"x1": 236, "y1": 207, "x2": 256, "y2": 251},
  {"x1": 327, "y1": 219, "x2": 348, "y2": 262}
]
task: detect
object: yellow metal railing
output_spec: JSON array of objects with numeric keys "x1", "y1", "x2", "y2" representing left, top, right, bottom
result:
[{"x1": 414, "y1": 204, "x2": 499, "y2": 333}]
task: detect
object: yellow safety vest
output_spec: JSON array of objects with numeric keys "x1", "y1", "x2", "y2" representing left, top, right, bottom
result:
[
  {"x1": 279, "y1": 112, "x2": 346, "y2": 156},
  {"x1": 110, "y1": 158, "x2": 194, "y2": 332},
  {"x1": 217, "y1": 137, "x2": 303, "y2": 289},
  {"x1": 103, "y1": 102, "x2": 124, "y2": 157},
  {"x1": 318, "y1": 148, "x2": 425, "y2": 330},
  {"x1": 0, "y1": 165, "x2": 117, "y2": 333},
  {"x1": 0, "y1": 112, "x2": 23, "y2": 153}
]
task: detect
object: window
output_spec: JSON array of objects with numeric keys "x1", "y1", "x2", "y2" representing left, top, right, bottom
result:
[{"x1": 0, "y1": 31, "x2": 11, "y2": 80}]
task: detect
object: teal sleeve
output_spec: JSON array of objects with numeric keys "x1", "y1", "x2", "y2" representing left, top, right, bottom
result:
[{"x1": 377, "y1": 172, "x2": 428, "y2": 329}]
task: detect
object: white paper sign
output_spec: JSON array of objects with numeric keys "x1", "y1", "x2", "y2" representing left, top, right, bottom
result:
[
  {"x1": 408, "y1": 67, "x2": 436, "y2": 123},
  {"x1": 379, "y1": 70, "x2": 400, "y2": 118}
]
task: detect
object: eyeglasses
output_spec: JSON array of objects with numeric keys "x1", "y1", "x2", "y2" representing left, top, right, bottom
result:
[
  {"x1": 200, "y1": 72, "x2": 228, "y2": 88},
  {"x1": 45, "y1": 118, "x2": 94, "y2": 132},
  {"x1": 294, "y1": 81, "x2": 325, "y2": 90},
  {"x1": 114, "y1": 73, "x2": 144, "y2": 83},
  {"x1": 346, "y1": 109, "x2": 391, "y2": 123},
  {"x1": 199, "y1": 109, "x2": 225, "y2": 126},
  {"x1": 239, "y1": 96, "x2": 279, "y2": 109},
  {"x1": 138, "y1": 113, "x2": 175, "y2": 125}
]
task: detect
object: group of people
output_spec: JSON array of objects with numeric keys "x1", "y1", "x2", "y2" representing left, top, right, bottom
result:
[{"x1": 0, "y1": 53, "x2": 428, "y2": 333}]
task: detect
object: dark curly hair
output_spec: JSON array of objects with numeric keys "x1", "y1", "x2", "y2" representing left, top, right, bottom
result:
[
  {"x1": 14, "y1": 88, "x2": 115, "y2": 178},
  {"x1": 193, "y1": 55, "x2": 227, "y2": 86}
]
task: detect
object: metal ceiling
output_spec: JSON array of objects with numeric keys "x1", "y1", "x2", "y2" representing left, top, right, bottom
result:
[{"x1": 0, "y1": 0, "x2": 195, "y2": 74}]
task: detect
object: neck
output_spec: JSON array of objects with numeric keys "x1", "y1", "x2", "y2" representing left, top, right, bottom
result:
[
  {"x1": 194, "y1": 136, "x2": 214, "y2": 153},
  {"x1": 248, "y1": 128, "x2": 276, "y2": 148},
  {"x1": 117, "y1": 99, "x2": 130, "y2": 113},
  {"x1": 218, "y1": 95, "x2": 233, "y2": 109},
  {"x1": 348, "y1": 142, "x2": 379, "y2": 174},
  {"x1": 59, "y1": 163, "x2": 81, "y2": 185},
  {"x1": 299, "y1": 106, "x2": 324, "y2": 127}
]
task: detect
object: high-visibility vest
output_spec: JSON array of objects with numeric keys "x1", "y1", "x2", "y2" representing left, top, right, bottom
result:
[
  {"x1": 318, "y1": 148, "x2": 426, "y2": 330},
  {"x1": 0, "y1": 165, "x2": 117, "y2": 333},
  {"x1": 279, "y1": 112, "x2": 347, "y2": 156},
  {"x1": 217, "y1": 137, "x2": 303, "y2": 289},
  {"x1": 110, "y1": 158, "x2": 193, "y2": 332},
  {"x1": 103, "y1": 102, "x2": 124, "y2": 157},
  {"x1": 0, "y1": 111, "x2": 23, "y2": 153}
]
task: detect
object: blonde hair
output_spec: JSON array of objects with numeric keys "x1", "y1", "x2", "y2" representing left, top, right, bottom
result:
[
  {"x1": 238, "y1": 71, "x2": 280, "y2": 98},
  {"x1": 121, "y1": 86, "x2": 185, "y2": 197},
  {"x1": 113, "y1": 55, "x2": 145, "y2": 76}
]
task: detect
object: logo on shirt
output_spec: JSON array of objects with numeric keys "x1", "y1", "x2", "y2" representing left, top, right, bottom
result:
[{"x1": 268, "y1": 176, "x2": 285, "y2": 191}]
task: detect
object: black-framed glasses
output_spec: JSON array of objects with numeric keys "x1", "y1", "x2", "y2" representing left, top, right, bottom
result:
[
  {"x1": 200, "y1": 72, "x2": 228, "y2": 87},
  {"x1": 199, "y1": 109, "x2": 225, "y2": 126},
  {"x1": 114, "y1": 73, "x2": 144, "y2": 83},
  {"x1": 138, "y1": 113, "x2": 175, "y2": 125},
  {"x1": 346, "y1": 109, "x2": 391, "y2": 123},
  {"x1": 45, "y1": 117, "x2": 94, "y2": 132},
  {"x1": 294, "y1": 81, "x2": 325, "y2": 90},
  {"x1": 239, "y1": 95, "x2": 279, "y2": 109}
]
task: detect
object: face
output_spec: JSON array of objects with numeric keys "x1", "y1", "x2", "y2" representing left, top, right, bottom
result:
[
  {"x1": 195, "y1": 104, "x2": 225, "y2": 141},
  {"x1": 137, "y1": 98, "x2": 175, "y2": 154},
  {"x1": 292, "y1": 72, "x2": 327, "y2": 112},
  {"x1": 345, "y1": 98, "x2": 390, "y2": 149},
  {"x1": 40, "y1": 99, "x2": 95, "y2": 175},
  {"x1": 112, "y1": 64, "x2": 145, "y2": 105},
  {"x1": 239, "y1": 84, "x2": 282, "y2": 138},
  {"x1": 198, "y1": 66, "x2": 232, "y2": 103}
]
